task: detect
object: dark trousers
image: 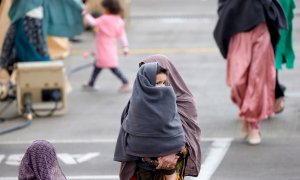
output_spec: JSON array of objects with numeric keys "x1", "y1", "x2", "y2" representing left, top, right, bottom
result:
[
  {"x1": 275, "y1": 71, "x2": 285, "y2": 99},
  {"x1": 88, "y1": 65, "x2": 128, "y2": 86}
]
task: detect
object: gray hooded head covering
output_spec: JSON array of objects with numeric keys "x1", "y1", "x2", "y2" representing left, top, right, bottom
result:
[
  {"x1": 116, "y1": 55, "x2": 201, "y2": 179},
  {"x1": 115, "y1": 62, "x2": 185, "y2": 160},
  {"x1": 122, "y1": 62, "x2": 185, "y2": 157},
  {"x1": 18, "y1": 140, "x2": 66, "y2": 180}
]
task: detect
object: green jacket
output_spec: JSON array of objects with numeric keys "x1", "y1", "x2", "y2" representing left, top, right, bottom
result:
[
  {"x1": 275, "y1": 0, "x2": 296, "y2": 70},
  {"x1": 9, "y1": 0, "x2": 84, "y2": 38}
]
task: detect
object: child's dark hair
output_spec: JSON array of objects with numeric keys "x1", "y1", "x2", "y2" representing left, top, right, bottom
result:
[
  {"x1": 157, "y1": 65, "x2": 168, "y2": 75},
  {"x1": 102, "y1": 0, "x2": 123, "y2": 15}
]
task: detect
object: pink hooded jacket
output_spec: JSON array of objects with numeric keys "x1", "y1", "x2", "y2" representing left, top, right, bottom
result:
[{"x1": 85, "y1": 14, "x2": 128, "y2": 68}]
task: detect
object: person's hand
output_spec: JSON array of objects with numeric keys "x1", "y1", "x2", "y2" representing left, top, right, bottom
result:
[
  {"x1": 156, "y1": 153, "x2": 179, "y2": 170},
  {"x1": 82, "y1": 6, "x2": 88, "y2": 16},
  {"x1": 83, "y1": 51, "x2": 90, "y2": 59},
  {"x1": 123, "y1": 47, "x2": 129, "y2": 56}
]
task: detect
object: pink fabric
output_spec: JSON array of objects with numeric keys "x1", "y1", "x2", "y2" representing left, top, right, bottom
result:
[
  {"x1": 226, "y1": 23, "x2": 275, "y2": 123},
  {"x1": 250, "y1": 122, "x2": 260, "y2": 130},
  {"x1": 85, "y1": 14, "x2": 97, "y2": 26},
  {"x1": 85, "y1": 14, "x2": 128, "y2": 68}
]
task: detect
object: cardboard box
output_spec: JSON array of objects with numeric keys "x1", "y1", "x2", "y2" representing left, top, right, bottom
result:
[{"x1": 16, "y1": 61, "x2": 68, "y2": 116}]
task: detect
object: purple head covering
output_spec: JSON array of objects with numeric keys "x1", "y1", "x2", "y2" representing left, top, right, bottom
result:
[
  {"x1": 18, "y1": 140, "x2": 67, "y2": 180},
  {"x1": 119, "y1": 55, "x2": 201, "y2": 179}
]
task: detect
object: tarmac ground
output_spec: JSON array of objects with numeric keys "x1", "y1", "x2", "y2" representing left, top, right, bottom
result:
[{"x1": 0, "y1": 0, "x2": 300, "y2": 179}]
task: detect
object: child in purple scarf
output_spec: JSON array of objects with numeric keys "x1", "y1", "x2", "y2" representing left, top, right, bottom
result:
[{"x1": 18, "y1": 140, "x2": 66, "y2": 180}]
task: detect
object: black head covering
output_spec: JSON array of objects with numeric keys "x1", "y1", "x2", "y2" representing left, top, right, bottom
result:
[{"x1": 214, "y1": 0, "x2": 287, "y2": 58}]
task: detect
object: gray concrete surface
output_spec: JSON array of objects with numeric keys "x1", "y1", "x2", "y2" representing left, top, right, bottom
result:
[{"x1": 0, "y1": 0, "x2": 300, "y2": 179}]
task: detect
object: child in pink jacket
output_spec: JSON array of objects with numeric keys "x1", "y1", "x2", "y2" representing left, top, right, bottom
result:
[{"x1": 83, "y1": 0, "x2": 129, "y2": 91}]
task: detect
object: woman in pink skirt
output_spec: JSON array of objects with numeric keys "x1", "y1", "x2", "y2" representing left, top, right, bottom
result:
[
  {"x1": 214, "y1": 0, "x2": 287, "y2": 144},
  {"x1": 82, "y1": 0, "x2": 129, "y2": 91}
]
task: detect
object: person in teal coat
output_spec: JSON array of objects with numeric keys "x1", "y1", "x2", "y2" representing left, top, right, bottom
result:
[
  {"x1": 276, "y1": 0, "x2": 296, "y2": 69},
  {"x1": 274, "y1": 0, "x2": 296, "y2": 113},
  {"x1": 275, "y1": 0, "x2": 296, "y2": 70},
  {"x1": 0, "y1": 0, "x2": 84, "y2": 72}
]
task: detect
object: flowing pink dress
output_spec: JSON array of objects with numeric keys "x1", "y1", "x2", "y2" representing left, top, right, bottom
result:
[{"x1": 226, "y1": 23, "x2": 275, "y2": 122}]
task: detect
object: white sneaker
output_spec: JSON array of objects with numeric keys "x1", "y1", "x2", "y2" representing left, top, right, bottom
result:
[
  {"x1": 247, "y1": 129, "x2": 261, "y2": 145},
  {"x1": 118, "y1": 83, "x2": 131, "y2": 92},
  {"x1": 82, "y1": 84, "x2": 96, "y2": 91}
]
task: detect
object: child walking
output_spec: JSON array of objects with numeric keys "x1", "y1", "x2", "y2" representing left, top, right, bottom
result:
[
  {"x1": 114, "y1": 62, "x2": 187, "y2": 180},
  {"x1": 82, "y1": 0, "x2": 129, "y2": 91}
]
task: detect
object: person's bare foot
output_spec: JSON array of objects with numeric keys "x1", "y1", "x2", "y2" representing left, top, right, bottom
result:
[
  {"x1": 274, "y1": 97, "x2": 284, "y2": 114},
  {"x1": 82, "y1": 84, "x2": 97, "y2": 91},
  {"x1": 118, "y1": 83, "x2": 131, "y2": 92},
  {"x1": 240, "y1": 121, "x2": 249, "y2": 139}
]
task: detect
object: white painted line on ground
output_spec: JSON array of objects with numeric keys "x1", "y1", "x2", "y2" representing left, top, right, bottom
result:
[
  {"x1": 57, "y1": 153, "x2": 77, "y2": 165},
  {"x1": 0, "y1": 139, "x2": 117, "y2": 145},
  {"x1": 0, "y1": 155, "x2": 5, "y2": 163},
  {"x1": 0, "y1": 137, "x2": 225, "y2": 144},
  {"x1": 71, "y1": 47, "x2": 219, "y2": 56},
  {"x1": 5, "y1": 154, "x2": 23, "y2": 166},
  {"x1": 0, "y1": 175, "x2": 119, "y2": 180},
  {"x1": 76, "y1": 152, "x2": 100, "y2": 163},
  {"x1": 185, "y1": 138, "x2": 233, "y2": 180},
  {"x1": 1, "y1": 153, "x2": 101, "y2": 166},
  {"x1": 67, "y1": 176, "x2": 119, "y2": 179},
  {"x1": 0, "y1": 138, "x2": 232, "y2": 180}
]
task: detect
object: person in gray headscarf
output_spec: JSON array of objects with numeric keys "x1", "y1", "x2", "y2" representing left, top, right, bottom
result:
[
  {"x1": 18, "y1": 140, "x2": 66, "y2": 180},
  {"x1": 115, "y1": 55, "x2": 201, "y2": 179},
  {"x1": 115, "y1": 62, "x2": 186, "y2": 179}
]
